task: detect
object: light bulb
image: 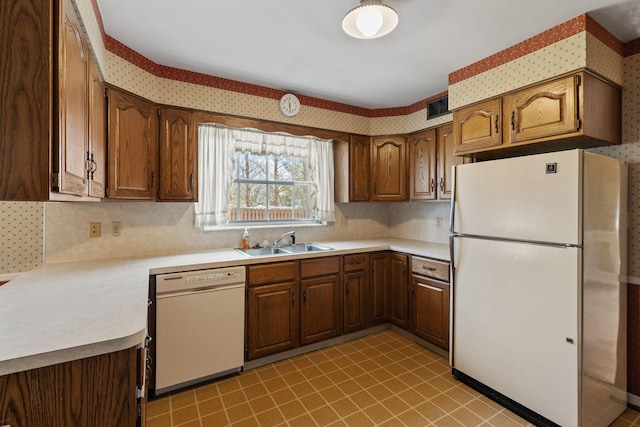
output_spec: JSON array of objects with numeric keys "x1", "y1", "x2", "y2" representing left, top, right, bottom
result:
[{"x1": 356, "y1": 7, "x2": 383, "y2": 37}]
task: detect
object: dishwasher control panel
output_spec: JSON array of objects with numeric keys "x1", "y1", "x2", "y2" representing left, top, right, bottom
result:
[{"x1": 156, "y1": 266, "x2": 246, "y2": 294}]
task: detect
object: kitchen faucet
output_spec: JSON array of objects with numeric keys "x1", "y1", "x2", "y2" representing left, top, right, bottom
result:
[{"x1": 273, "y1": 231, "x2": 295, "y2": 247}]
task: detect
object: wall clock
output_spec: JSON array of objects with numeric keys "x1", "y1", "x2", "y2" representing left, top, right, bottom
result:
[{"x1": 279, "y1": 93, "x2": 301, "y2": 117}]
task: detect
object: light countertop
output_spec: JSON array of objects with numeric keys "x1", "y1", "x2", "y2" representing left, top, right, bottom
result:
[{"x1": 0, "y1": 238, "x2": 448, "y2": 376}]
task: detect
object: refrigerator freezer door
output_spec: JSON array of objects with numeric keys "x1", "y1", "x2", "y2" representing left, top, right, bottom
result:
[
  {"x1": 453, "y1": 150, "x2": 581, "y2": 245},
  {"x1": 452, "y1": 237, "x2": 580, "y2": 427}
]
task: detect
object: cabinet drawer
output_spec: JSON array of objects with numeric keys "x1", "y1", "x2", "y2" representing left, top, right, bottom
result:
[
  {"x1": 248, "y1": 261, "x2": 297, "y2": 286},
  {"x1": 343, "y1": 254, "x2": 367, "y2": 272},
  {"x1": 300, "y1": 257, "x2": 340, "y2": 279},
  {"x1": 411, "y1": 257, "x2": 449, "y2": 282}
]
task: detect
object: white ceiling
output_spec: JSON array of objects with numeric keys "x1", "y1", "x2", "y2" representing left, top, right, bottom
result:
[{"x1": 96, "y1": 0, "x2": 640, "y2": 109}]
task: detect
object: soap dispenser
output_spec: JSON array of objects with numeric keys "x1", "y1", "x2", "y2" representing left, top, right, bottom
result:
[{"x1": 241, "y1": 228, "x2": 250, "y2": 249}]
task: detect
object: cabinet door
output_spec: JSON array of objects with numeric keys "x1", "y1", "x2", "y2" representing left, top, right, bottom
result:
[
  {"x1": 371, "y1": 136, "x2": 407, "y2": 201},
  {"x1": 504, "y1": 75, "x2": 578, "y2": 144},
  {"x1": 344, "y1": 269, "x2": 368, "y2": 333},
  {"x1": 453, "y1": 98, "x2": 502, "y2": 154},
  {"x1": 107, "y1": 89, "x2": 158, "y2": 200},
  {"x1": 57, "y1": 0, "x2": 89, "y2": 196},
  {"x1": 388, "y1": 253, "x2": 409, "y2": 329},
  {"x1": 300, "y1": 274, "x2": 342, "y2": 345},
  {"x1": 88, "y1": 57, "x2": 106, "y2": 198},
  {"x1": 369, "y1": 252, "x2": 388, "y2": 326},
  {"x1": 246, "y1": 282, "x2": 298, "y2": 360},
  {"x1": 349, "y1": 135, "x2": 370, "y2": 201},
  {"x1": 409, "y1": 129, "x2": 437, "y2": 200},
  {"x1": 158, "y1": 108, "x2": 197, "y2": 201},
  {"x1": 436, "y1": 123, "x2": 464, "y2": 200},
  {"x1": 410, "y1": 276, "x2": 450, "y2": 349}
]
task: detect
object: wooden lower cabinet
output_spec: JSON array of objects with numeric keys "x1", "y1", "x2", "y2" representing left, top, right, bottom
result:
[
  {"x1": 0, "y1": 347, "x2": 141, "y2": 427},
  {"x1": 246, "y1": 282, "x2": 299, "y2": 360},
  {"x1": 410, "y1": 276, "x2": 450, "y2": 349},
  {"x1": 300, "y1": 257, "x2": 342, "y2": 345},
  {"x1": 343, "y1": 254, "x2": 369, "y2": 333},
  {"x1": 388, "y1": 253, "x2": 409, "y2": 329},
  {"x1": 246, "y1": 261, "x2": 299, "y2": 360},
  {"x1": 369, "y1": 252, "x2": 388, "y2": 326},
  {"x1": 410, "y1": 256, "x2": 451, "y2": 350}
]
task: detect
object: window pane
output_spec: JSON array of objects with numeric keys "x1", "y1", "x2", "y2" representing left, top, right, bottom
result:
[{"x1": 291, "y1": 157, "x2": 307, "y2": 181}]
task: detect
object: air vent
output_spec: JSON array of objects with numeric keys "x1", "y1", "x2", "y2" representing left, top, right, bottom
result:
[{"x1": 427, "y1": 96, "x2": 449, "y2": 120}]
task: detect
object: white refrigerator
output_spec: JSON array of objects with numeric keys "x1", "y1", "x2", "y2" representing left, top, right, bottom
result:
[{"x1": 450, "y1": 149, "x2": 627, "y2": 427}]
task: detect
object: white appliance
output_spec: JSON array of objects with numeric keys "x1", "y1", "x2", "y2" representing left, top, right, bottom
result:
[
  {"x1": 155, "y1": 266, "x2": 246, "y2": 395},
  {"x1": 450, "y1": 149, "x2": 627, "y2": 427}
]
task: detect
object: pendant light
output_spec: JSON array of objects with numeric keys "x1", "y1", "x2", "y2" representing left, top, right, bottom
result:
[{"x1": 342, "y1": 0, "x2": 399, "y2": 40}]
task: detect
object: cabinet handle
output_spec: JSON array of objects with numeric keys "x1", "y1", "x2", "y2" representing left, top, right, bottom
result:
[
  {"x1": 411, "y1": 285, "x2": 415, "y2": 296},
  {"x1": 345, "y1": 283, "x2": 349, "y2": 295},
  {"x1": 439, "y1": 178, "x2": 444, "y2": 192},
  {"x1": 373, "y1": 181, "x2": 377, "y2": 194},
  {"x1": 303, "y1": 291, "x2": 307, "y2": 305},
  {"x1": 430, "y1": 179, "x2": 435, "y2": 192},
  {"x1": 189, "y1": 173, "x2": 194, "y2": 191},
  {"x1": 349, "y1": 261, "x2": 361, "y2": 266},
  {"x1": 89, "y1": 153, "x2": 97, "y2": 180},
  {"x1": 495, "y1": 115, "x2": 499, "y2": 134},
  {"x1": 150, "y1": 171, "x2": 155, "y2": 188},
  {"x1": 422, "y1": 266, "x2": 437, "y2": 271},
  {"x1": 511, "y1": 111, "x2": 515, "y2": 131},
  {"x1": 292, "y1": 291, "x2": 295, "y2": 307}
]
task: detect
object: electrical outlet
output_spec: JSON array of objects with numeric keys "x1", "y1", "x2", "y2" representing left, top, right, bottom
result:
[
  {"x1": 112, "y1": 222, "x2": 122, "y2": 236},
  {"x1": 436, "y1": 217, "x2": 443, "y2": 229},
  {"x1": 89, "y1": 222, "x2": 101, "y2": 238}
]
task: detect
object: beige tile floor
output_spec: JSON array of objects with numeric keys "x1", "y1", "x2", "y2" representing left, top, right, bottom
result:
[{"x1": 146, "y1": 330, "x2": 640, "y2": 427}]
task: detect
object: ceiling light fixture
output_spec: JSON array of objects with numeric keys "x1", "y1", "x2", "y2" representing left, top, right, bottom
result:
[{"x1": 342, "y1": 0, "x2": 399, "y2": 40}]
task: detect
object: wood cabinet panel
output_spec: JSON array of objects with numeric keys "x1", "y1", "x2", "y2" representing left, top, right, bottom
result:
[
  {"x1": 107, "y1": 88, "x2": 158, "y2": 200},
  {"x1": 300, "y1": 274, "x2": 341, "y2": 345},
  {"x1": 369, "y1": 252, "x2": 388, "y2": 326},
  {"x1": 388, "y1": 253, "x2": 409, "y2": 329},
  {"x1": 158, "y1": 108, "x2": 197, "y2": 201},
  {"x1": 436, "y1": 123, "x2": 463, "y2": 200},
  {"x1": 411, "y1": 257, "x2": 449, "y2": 282},
  {"x1": 453, "y1": 98, "x2": 502, "y2": 154},
  {"x1": 343, "y1": 254, "x2": 368, "y2": 272},
  {"x1": 343, "y1": 269, "x2": 368, "y2": 334},
  {"x1": 371, "y1": 136, "x2": 407, "y2": 201},
  {"x1": 247, "y1": 282, "x2": 299, "y2": 359},
  {"x1": 409, "y1": 129, "x2": 437, "y2": 200},
  {"x1": 0, "y1": 0, "x2": 52, "y2": 200},
  {"x1": 349, "y1": 135, "x2": 370, "y2": 201},
  {"x1": 0, "y1": 347, "x2": 139, "y2": 427},
  {"x1": 300, "y1": 256, "x2": 340, "y2": 279},
  {"x1": 56, "y1": 0, "x2": 89, "y2": 197},
  {"x1": 504, "y1": 75, "x2": 577, "y2": 144},
  {"x1": 248, "y1": 262, "x2": 297, "y2": 286},
  {"x1": 410, "y1": 276, "x2": 450, "y2": 349},
  {"x1": 88, "y1": 57, "x2": 106, "y2": 198}
]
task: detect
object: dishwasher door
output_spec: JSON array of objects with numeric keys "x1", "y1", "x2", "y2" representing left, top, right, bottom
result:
[{"x1": 155, "y1": 267, "x2": 245, "y2": 394}]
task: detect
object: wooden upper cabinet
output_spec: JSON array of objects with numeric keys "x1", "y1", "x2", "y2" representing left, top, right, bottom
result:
[
  {"x1": 56, "y1": 0, "x2": 89, "y2": 197},
  {"x1": 107, "y1": 88, "x2": 158, "y2": 200},
  {"x1": 436, "y1": 123, "x2": 462, "y2": 200},
  {"x1": 453, "y1": 98, "x2": 502, "y2": 154},
  {"x1": 409, "y1": 129, "x2": 437, "y2": 201},
  {"x1": 453, "y1": 71, "x2": 620, "y2": 158},
  {"x1": 504, "y1": 75, "x2": 578, "y2": 144},
  {"x1": 371, "y1": 136, "x2": 407, "y2": 201},
  {"x1": 349, "y1": 135, "x2": 370, "y2": 201},
  {"x1": 88, "y1": 58, "x2": 106, "y2": 198},
  {"x1": 158, "y1": 108, "x2": 197, "y2": 201}
]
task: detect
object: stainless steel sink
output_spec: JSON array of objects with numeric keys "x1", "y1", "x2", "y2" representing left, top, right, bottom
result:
[
  {"x1": 278, "y1": 243, "x2": 333, "y2": 253},
  {"x1": 235, "y1": 243, "x2": 333, "y2": 257}
]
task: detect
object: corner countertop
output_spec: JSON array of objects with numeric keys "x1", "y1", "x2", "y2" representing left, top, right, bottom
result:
[{"x1": 0, "y1": 238, "x2": 448, "y2": 376}]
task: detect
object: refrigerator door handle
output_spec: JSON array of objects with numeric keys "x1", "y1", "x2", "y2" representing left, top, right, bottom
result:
[
  {"x1": 451, "y1": 232, "x2": 582, "y2": 249},
  {"x1": 449, "y1": 164, "x2": 457, "y2": 236}
]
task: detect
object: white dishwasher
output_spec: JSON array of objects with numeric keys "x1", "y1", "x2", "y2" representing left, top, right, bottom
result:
[{"x1": 155, "y1": 266, "x2": 245, "y2": 395}]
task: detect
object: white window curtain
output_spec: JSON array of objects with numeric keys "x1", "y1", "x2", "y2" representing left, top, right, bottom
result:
[
  {"x1": 194, "y1": 125, "x2": 234, "y2": 227},
  {"x1": 194, "y1": 124, "x2": 335, "y2": 227}
]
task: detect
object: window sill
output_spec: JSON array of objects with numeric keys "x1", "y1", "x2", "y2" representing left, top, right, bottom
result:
[{"x1": 203, "y1": 222, "x2": 329, "y2": 232}]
